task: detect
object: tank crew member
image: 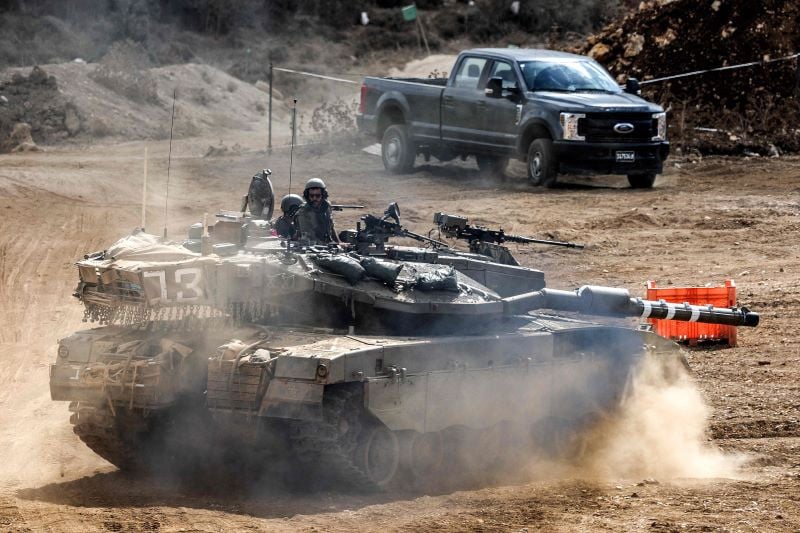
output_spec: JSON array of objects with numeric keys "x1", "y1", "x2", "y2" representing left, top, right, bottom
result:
[
  {"x1": 296, "y1": 178, "x2": 339, "y2": 244},
  {"x1": 273, "y1": 193, "x2": 303, "y2": 239}
]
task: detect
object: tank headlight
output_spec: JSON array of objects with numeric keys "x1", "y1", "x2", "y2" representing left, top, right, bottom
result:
[
  {"x1": 316, "y1": 363, "x2": 329, "y2": 379},
  {"x1": 652, "y1": 112, "x2": 667, "y2": 141},
  {"x1": 560, "y1": 112, "x2": 585, "y2": 141},
  {"x1": 57, "y1": 345, "x2": 69, "y2": 359}
]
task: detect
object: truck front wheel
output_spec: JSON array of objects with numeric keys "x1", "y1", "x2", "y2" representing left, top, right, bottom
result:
[
  {"x1": 627, "y1": 173, "x2": 656, "y2": 189},
  {"x1": 527, "y1": 139, "x2": 557, "y2": 187},
  {"x1": 382, "y1": 125, "x2": 416, "y2": 174}
]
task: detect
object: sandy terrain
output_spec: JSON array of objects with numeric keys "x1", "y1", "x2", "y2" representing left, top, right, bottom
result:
[{"x1": 0, "y1": 126, "x2": 799, "y2": 531}]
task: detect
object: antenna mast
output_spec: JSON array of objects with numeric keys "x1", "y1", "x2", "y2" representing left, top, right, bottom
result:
[
  {"x1": 141, "y1": 146, "x2": 148, "y2": 231},
  {"x1": 163, "y1": 88, "x2": 176, "y2": 239},
  {"x1": 288, "y1": 98, "x2": 297, "y2": 193}
]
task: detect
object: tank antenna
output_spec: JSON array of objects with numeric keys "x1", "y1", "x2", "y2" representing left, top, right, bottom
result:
[
  {"x1": 288, "y1": 98, "x2": 297, "y2": 194},
  {"x1": 163, "y1": 88, "x2": 176, "y2": 240},
  {"x1": 141, "y1": 146, "x2": 148, "y2": 231}
]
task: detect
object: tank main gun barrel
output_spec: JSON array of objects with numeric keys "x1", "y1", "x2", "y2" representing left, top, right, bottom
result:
[{"x1": 502, "y1": 285, "x2": 759, "y2": 327}]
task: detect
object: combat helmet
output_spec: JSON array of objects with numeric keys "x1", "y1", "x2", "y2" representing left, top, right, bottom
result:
[
  {"x1": 280, "y1": 194, "x2": 303, "y2": 216},
  {"x1": 303, "y1": 178, "x2": 328, "y2": 201}
]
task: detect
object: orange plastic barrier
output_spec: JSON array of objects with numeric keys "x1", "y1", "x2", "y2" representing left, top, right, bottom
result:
[{"x1": 645, "y1": 279, "x2": 738, "y2": 346}]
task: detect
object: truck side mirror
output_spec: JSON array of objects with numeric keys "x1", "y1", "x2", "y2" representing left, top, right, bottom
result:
[
  {"x1": 624, "y1": 77, "x2": 641, "y2": 95},
  {"x1": 485, "y1": 77, "x2": 503, "y2": 98}
]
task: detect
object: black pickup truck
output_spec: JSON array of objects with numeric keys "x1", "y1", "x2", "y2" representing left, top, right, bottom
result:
[{"x1": 357, "y1": 48, "x2": 669, "y2": 188}]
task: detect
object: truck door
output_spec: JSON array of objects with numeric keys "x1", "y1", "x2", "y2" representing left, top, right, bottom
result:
[
  {"x1": 441, "y1": 56, "x2": 488, "y2": 147},
  {"x1": 479, "y1": 60, "x2": 523, "y2": 152}
]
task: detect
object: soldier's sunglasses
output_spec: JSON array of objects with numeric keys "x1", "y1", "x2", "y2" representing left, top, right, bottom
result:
[{"x1": 308, "y1": 193, "x2": 322, "y2": 199}]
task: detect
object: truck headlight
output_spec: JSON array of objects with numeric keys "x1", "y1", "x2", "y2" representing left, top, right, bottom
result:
[
  {"x1": 560, "y1": 113, "x2": 585, "y2": 141},
  {"x1": 652, "y1": 112, "x2": 667, "y2": 141}
]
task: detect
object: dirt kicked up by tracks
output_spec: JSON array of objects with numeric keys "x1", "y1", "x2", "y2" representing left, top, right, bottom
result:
[{"x1": 0, "y1": 132, "x2": 798, "y2": 530}]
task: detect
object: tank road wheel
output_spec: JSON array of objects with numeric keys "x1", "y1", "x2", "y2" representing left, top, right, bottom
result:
[
  {"x1": 476, "y1": 155, "x2": 509, "y2": 179},
  {"x1": 381, "y1": 124, "x2": 416, "y2": 174},
  {"x1": 465, "y1": 424, "x2": 504, "y2": 473},
  {"x1": 627, "y1": 173, "x2": 657, "y2": 189},
  {"x1": 401, "y1": 430, "x2": 445, "y2": 481},
  {"x1": 356, "y1": 425, "x2": 401, "y2": 488},
  {"x1": 288, "y1": 385, "x2": 402, "y2": 491},
  {"x1": 530, "y1": 416, "x2": 585, "y2": 461},
  {"x1": 527, "y1": 138, "x2": 558, "y2": 187}
]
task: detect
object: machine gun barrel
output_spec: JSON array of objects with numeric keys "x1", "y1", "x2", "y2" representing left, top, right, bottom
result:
[
  {"x1": 433, "y1": 212, "x2": 584, "y2": 249},
  {"x1": 331, "y1": 204, "x2": 365, "y2": 211},
  {"x1": 502, "y1": 234, "x2": 585, "y2": 249},
  {"x1": 401, "y1": 229, "x2": 450, "y2": 249},
  {"x1": 502, "y1": 285, "x2": 759, "y2": 327}
]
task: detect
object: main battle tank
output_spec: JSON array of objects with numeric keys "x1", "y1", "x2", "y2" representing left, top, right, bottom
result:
[{"x1": 50, "y1": 196, "x2": 759, "y2": 490}]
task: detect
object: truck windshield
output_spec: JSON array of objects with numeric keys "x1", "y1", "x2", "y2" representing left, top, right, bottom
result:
[{"x1": 519, "y1": 60, "x2": 620, "y2": 93}]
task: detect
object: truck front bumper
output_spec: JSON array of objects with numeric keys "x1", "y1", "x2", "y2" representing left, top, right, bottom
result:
[{"x1": 554, "y1": 140, "x2": 670, "y2": 175}]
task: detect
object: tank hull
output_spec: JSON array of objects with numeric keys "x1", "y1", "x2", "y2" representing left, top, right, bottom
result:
[{"x1": 51, "y1": 316, "x2": 679, "y2": 488}]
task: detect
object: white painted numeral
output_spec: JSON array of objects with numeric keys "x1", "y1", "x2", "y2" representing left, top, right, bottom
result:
[
  {"x1": 143, "y1": 270, "x2": 168, "y2": 302},
  {"x1": 175, "y1": 267, "x2": 203, "y2": 302}
]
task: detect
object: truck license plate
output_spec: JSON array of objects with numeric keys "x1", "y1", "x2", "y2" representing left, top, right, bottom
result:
[{"x1": 616, "y1": 151, "x2": 636, "y2": 162}]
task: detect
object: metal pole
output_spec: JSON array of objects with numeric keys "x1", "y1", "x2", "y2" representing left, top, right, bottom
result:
[
  {"x1": 289, "y1": 99, "x2": 297, "y2": 193},
  {"x1": 164, "y1": 88, "x2": 176, "y2": 240},
  {"x1": 268, "y1": 62, "x2": 273, "y2": 153}
]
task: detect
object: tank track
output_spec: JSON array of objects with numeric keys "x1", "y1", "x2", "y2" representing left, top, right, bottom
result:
[
  {"x1": 69, "y1": 402, "x2": 147, "y2": 471},
  {"x1": 288, "y1": 385, "x2": 381, "y2": 492}
]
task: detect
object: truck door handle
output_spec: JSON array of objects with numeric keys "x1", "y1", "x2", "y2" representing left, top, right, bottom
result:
[{"x1": 442, "y1": 96, "x2": 454, "y2": 106}]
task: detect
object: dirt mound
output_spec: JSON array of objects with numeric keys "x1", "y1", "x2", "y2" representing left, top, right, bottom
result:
[
  {"x1": 0, "y1": 60, "x2": 286, "y2": 151},
  {"x1": 0, "y1": 66, "x2": 78, "y2": 152},
  {"x1": 581, "y1": 0, "x2": 800, "y2": 154}
]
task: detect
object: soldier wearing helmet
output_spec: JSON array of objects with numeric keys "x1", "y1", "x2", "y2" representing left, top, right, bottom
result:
[
  {"x1": 296, "y1": 178, "x2": 339, "y2": 244},
  {"x1": 273, "y1": 193, "x2": 303, "y2": 239}
]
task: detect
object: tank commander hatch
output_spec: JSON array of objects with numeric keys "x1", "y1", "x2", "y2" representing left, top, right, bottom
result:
[{"x1": 296, "y1": 178, "x2": 339, "y2": 244}]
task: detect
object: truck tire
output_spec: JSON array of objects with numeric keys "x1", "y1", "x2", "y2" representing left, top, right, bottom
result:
[
  {"x1": 627, "y1": 173, "x2": 656, "y2": 189},
  {"x1": 527, "y1": 138, "x2": 557, "y2": 187},
  {"x1": 476, "y1": 155, "x2": 509, "y2": 179},
  {"x1": 381, "y1": 125, "x2": 416, "y2": 174}
]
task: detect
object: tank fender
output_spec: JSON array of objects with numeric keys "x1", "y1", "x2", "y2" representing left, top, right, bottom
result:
[{"x1": 258, "y1": 379, "x2": 324, "y2": 421}]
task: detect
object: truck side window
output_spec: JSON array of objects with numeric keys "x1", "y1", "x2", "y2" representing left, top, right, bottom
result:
[
  {"x1": 487, "y1": 61, "x2": 518, "y2": 89},
  {"x1": 453, "y1": 57, "x2": 487, "y2": 89}
]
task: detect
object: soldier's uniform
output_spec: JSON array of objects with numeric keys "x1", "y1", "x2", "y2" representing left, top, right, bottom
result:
[
  {"x1": 296, "y1": 201, "x2": 336, "y2": 244},
  {"x1": 296, "y1": 178, "x2": 337, "y2": 244}
]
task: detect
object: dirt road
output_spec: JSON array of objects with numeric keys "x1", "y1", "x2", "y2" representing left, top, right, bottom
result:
[{"x1": 1, "y1": 134, "x2": 798, "y2": 531}]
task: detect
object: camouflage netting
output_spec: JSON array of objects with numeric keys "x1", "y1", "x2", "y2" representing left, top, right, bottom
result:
[
  {"x1": 0, "y1": 66, "x2": 79, "y2": 153},
  {"x1": 581, "y1": 0, "x2": 800, "y2": 154}
]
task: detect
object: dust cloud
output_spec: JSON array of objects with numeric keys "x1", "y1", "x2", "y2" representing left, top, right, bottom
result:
[{"x1": 581, "y1": 354, "x2": 747, "y2": 480}]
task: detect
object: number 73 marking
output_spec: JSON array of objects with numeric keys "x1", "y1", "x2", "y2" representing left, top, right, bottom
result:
[{"x1": 142, "y1": 268, "x2": 204, "y2": 303}]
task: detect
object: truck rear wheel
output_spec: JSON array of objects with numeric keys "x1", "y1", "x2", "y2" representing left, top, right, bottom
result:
[
  {"x1": 627, "y1": 173, "x2": 657, "y2": 188},
  {"x1": 381, "y1": 125, "x2": 416, "y2": 174},
  {"x1": 527, "y1": 138, "x2": 557, "y2": 187},
  {"x1": 476, "y1": 155, "x2": 509, "y2": 179}
]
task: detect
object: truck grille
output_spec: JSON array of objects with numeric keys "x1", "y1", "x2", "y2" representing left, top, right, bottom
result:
[{"x1": 579, "y1": 113, "x2": 656, "y2": 143}]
